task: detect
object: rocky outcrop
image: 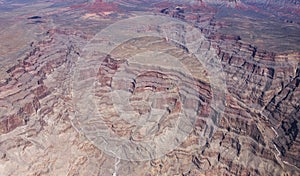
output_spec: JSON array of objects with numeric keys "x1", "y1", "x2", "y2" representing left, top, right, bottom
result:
[
  {"x1": 0, "y1": 0, "x2": 299, "y2": 175},
  {"x1": 0, "y1": 28, "x2": 81, "y2": 135},
  {"x1": 210, "y1": 29, "x2": 300, "y2": 175}
]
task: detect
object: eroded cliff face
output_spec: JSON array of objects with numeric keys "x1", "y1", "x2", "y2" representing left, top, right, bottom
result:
[{"x1": 0, "y1": 0, "x2": 299, "y2": 175}]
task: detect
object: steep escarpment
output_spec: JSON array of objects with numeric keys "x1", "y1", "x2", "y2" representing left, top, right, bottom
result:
[
  {"x1": 157, "y1": 2, "x2": 300, "y2": 174},
  {"x1": 214, "y1": 38, "x2": 300, "y2": 174},
  {"x1": 0, "y1": 0, "x2": 299, "y2": 175},
  {"x1": 0, "y1": 28, "x2": 82, "y2": 134}
]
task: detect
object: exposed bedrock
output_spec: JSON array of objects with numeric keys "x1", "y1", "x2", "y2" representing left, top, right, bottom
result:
[
  {"x1": 0, "y1": 3, "x2": 299, "y2": 175},
  {"x1": 71, "y1": 26, "x2": 222, "y2": 161},
  {"x1": 211, "y1": 32, "x2": 300, "y2": 173},
  {"x1": 160, "y1": 6, "x2": 300, "y2": 173}
]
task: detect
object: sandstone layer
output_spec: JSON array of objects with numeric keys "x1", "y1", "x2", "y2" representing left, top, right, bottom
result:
[{"x1": 0, "y1": 0, "x2": 299, "y2": 176}]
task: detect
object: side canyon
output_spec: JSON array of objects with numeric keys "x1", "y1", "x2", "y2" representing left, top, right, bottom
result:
[{"x1": 0, "y1": 0, "x2": 299, "y2": 175}]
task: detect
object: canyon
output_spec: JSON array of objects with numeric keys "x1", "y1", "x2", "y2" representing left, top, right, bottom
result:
[{"x1": 0, "y1": 0, "x2": 299, "y2": 175}]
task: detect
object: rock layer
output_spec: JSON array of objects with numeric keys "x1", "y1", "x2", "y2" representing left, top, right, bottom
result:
[{"x1": 0, "y1": 0, "x2": 299, "y2": 175}]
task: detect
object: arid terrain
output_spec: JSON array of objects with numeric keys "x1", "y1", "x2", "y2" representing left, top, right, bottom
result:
[{"x1": 0, "y1": 0, "x2": 299, "y2": 175}]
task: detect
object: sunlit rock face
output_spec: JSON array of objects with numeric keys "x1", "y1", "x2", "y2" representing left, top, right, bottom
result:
[{"x1": 0, "y1": 0, "x2": 299, "y2": 175}]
